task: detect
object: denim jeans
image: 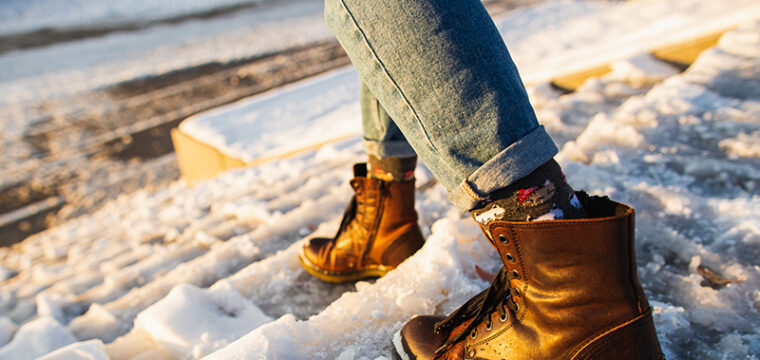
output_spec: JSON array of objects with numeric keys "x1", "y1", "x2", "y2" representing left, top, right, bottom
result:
[
  {"x1": 331, "y1": 0, "x2": 558, "y2": 211},
  {"x1": 360, "y1": 82, "x2": 417, "y2": 159}
]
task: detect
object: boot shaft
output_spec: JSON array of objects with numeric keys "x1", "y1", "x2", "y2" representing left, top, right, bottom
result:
[
  {"x1": 349, "y1": 164, "x2": 422, "y2": 268},
  {"x1": 349, "y1": 164, "x2": 419, "y2": 233}
]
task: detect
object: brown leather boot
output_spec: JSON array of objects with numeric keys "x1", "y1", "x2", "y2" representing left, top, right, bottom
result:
[
  {"x1": 299, "y1": 163, "x2": 425, "y2": 283},
  {"x1": 394, "y1": 193, "x2": 664, "y2": 360}
]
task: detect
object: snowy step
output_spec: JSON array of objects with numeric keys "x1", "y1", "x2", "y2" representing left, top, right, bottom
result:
[{"x1": 172, "y1": 0, "x2": 760, "y2": 181}]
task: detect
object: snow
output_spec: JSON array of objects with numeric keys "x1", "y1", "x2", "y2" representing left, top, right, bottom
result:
[
  {"x1": 501, "y1": 0, "x2": 760, "y2": 85},
  {"x1": 37, "y1": 339, "x2": 109, "y2": 360},
  {"x1": 180, "y1": 68, "x2": 362, "y2": 163},
  {"x1": 179, "y1": 0, "x2": 760, "y2": 163},
  {"x1": 1, "y1": 1, "x2": 760, "y2": 359},
  {"x1": 0, "y1": 317, "x2": 77, "y2": 359},
  {"x1": 0, "y1": 0, "x2": 329, "y2": 139},
  {"x1": 133, "y1": 283, "x2": 272, "y2": 359},
  {"x1": 204, "y1": 218, "x2": 494, "y2": 360},
  {"x1": 0, "y1": 317, "x2": 16, "y2": 347},
  {"x1": 0, "y1": 0, "x2": 267, "y2": 36}
]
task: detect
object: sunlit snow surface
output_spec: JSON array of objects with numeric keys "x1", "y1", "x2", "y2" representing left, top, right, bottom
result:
[{"x1": 2, "y1": 8, "x2": 760, "y2": 360}]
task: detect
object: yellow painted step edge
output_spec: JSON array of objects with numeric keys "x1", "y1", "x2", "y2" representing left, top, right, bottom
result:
[
  {"x1": 172, "y1": 128, "x2": 360, "y2": 181},
  {"x1": 551, "y1": 28, "x2": 732, "y2": 91}
]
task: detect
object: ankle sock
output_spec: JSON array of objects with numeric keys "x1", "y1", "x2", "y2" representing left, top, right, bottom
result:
[
  {"x1": 470, "y1": 159, "x2": 586, "y2": 225},
  {"x1": 368, "y1": 155, "x2": 416, "y2": 182}
]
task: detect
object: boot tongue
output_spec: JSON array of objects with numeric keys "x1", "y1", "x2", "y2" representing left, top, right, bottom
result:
[
  {"x1": 353, "y1": 163, "x2": 368, "y2": 178},
  {"x1": 433, "y1": 267, "x2": 517, "y2": 354}
]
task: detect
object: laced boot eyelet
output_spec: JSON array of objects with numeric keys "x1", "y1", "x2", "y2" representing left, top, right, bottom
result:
[
  {"x1": 511, "y1": 270, "x2": 520, "y2": 279},
  {"x1": 505, "y1": 253, "x2": 515, "y2": 263},
  {"x1": 498, "y1": 234, "x2": 509, "y2": 244},
  {"x1": 512, "y1": 288, "x2": 521, "y2": 297},
  {"x1": 470, "y1": 329, "x2": 477, "y2": 339},
  {"x1": 514, "y1": 302, "x2": 520, "y2": 313},
  {"x1": 499, "y1": 311, "x2": 508, "y2": 322},
  {"x1": 485, "y1": 321, "x2": 492, "y2": 331}
]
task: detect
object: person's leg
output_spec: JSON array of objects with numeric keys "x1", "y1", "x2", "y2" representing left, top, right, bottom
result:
[
  {"x1": 325, "y1": 0, "x2": 583, "y2": 222},
  {"x1": 359, "y1": 82, "x2": 418, "y2": 182},
  {"x1": 298, "y1": 82, "x2": 424, "y2": 283},
  {"x1": 324, "y1": 0, "x2": 663, "y2": 358}
]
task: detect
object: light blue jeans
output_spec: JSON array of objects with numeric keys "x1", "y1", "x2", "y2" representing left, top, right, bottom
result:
[{"x1": 336, "y1": 0, "x2": 558, "y2": 212}]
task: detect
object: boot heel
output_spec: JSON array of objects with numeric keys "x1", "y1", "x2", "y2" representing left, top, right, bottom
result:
[{"x1": 572, "y1": 309, "x2": 665, "y2": 360}]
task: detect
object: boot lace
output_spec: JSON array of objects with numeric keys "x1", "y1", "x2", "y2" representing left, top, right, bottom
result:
[{"x1": 433, "y1": 266, "x2": 520, "y2": 355}]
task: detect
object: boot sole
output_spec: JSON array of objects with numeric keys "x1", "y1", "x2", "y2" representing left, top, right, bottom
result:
[{"x1": 298, "y1": 248, "x2": 393, "y2": 283}]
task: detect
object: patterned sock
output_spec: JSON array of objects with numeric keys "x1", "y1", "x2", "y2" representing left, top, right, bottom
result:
[
  {"x1": 367, "y1": 155, "x2": 416, "y2": 182},
  {"x1": 470, "y1": 159, "x2": 586, "y2": 225}
]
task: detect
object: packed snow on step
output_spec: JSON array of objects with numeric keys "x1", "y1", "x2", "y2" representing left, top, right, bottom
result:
[{"x1": 180, "y1": 68, "x2": 362, "y2": 163}]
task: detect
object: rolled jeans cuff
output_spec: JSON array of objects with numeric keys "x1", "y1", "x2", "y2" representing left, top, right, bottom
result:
[
  {"x1": 448, "y1": 126, "x2": 558, "y2": 212},
  {"x1": 364, "y1": 138, "x2": 417, "y2": 159}
]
